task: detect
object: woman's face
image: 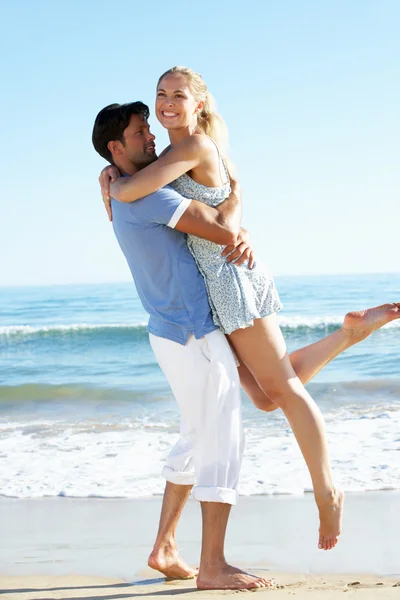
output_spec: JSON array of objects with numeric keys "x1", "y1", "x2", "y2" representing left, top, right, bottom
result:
[{"x1": 156, "y1": 73, "x2": 202, "y2": 130}]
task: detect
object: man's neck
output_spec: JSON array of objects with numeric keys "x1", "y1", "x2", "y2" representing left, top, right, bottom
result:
[{"x1": 113, "y1": 158, "x2": 139, "y2": 176}]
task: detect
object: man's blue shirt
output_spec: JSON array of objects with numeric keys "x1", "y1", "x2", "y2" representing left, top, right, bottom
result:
[{"x1": 111, "y1": 186, "x2": 217, "y2": 345}]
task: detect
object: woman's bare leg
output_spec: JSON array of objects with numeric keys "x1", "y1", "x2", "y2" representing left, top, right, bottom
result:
[
  {"x1": 149, "y1": 304, "x2": 400, "y2": 570},
  {"x1": 229, "y1": 315, "x2": 344, "y2": 551},
  {"x1": 240, "y1": 303, "x2": 400, "y2": 412},
  {"x1": 292, "y1": 303, "x2": 400, "y2": 384}
]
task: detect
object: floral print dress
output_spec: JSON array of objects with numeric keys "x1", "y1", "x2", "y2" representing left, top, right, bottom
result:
[{"x1": 168, "y1": 152, "x2": 282, "y2": 335}]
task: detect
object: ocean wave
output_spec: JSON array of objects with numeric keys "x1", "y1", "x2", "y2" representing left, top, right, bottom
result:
[
  {"x1": 278, "y1": 316, "x2": 400, "y2": 330},
  {"x1": 0, "y1": 383, "x2": 163, "y2": 405},
  {"x1": 0, "y1": 323, "x2": 148, "y2": 336},
  {"x1": 1, "y1": 378, "x2": 400, "y2": 406},
  {"x1": 1, "y1": 317, "x2": 398, "y2": 338}
]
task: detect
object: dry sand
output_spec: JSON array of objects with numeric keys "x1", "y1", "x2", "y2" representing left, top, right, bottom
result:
[{"x1": 1, "y1": 572, "x2": 399, "y2": 599}]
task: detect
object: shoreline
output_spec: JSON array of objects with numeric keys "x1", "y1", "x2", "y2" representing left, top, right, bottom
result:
[{"x1": 2, "y1": 486, "x2": 400, "y2": 499}]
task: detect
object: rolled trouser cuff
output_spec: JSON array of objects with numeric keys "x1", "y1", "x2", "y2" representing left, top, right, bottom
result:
[
  {"x1": 162, "y1": 465, "x2": 195, "y2": 486},
  {"x1": 192, "y1": 485, "x2": 238, "y2": 505}
]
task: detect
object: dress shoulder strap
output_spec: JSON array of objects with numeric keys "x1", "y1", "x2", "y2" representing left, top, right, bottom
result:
[{"x1": 205, "y1": 135, "x2": 230, "y2": 186}]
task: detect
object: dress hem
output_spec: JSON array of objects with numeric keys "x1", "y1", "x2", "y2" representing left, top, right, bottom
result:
[{"x1": 219, "y1": 302, "x2": 283, "y2": 335}]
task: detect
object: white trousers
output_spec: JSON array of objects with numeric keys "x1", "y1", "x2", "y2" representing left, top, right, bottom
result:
[{"x1": 149, "y1": 329, "x2": 244, "y2": 505}]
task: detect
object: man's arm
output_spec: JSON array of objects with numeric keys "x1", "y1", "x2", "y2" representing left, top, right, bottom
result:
[{"x1": 173, "y1": 177, "x2": 242, "y2": 245}]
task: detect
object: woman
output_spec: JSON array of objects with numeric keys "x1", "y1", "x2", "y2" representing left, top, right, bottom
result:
[{"x1": 99, "y1": 66, "x2": 400, "y2": 551}]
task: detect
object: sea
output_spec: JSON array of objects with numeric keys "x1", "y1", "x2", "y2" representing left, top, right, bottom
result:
[{"x1": 1, "y1": 273, "x2": 399, "y2": 499}]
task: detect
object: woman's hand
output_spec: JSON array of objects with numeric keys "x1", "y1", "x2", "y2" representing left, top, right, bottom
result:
[
  {"x1": 99, "y1": 165, "x2": 120, "y2": 221},
  {"x1": 221, "y1": 228, "x2": 255, "y2": 269}
]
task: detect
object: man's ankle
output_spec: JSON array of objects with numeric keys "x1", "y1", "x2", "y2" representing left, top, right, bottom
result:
[
  {"x1": 152, "y1": 536, "x2": 176, "y2": 554},
  {"x1": 199, "y1": 556, "x2": 227, "y2": 573}
]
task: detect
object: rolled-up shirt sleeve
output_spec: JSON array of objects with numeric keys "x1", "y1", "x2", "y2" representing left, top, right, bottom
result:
[
  {"x1": 167, "y1": 197, "x2": 191, "y2": 228},
  {"x1": 134, "y1": 186, "x2": 192, "y2": 228}
]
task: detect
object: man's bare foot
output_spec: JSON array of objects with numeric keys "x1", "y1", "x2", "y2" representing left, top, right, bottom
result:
[
  {"x1": 148, "y1": 545, "x2": 197, "y2": 579},
  {"x1": 342, "y1": 303, "x2": 400, "y2": 342},
  {"x1": 317, "y1": 488, "x2": 344, "y2": 551},
  {"x1": 197, "y1": 563, "x2": 274, "y2": 590}
]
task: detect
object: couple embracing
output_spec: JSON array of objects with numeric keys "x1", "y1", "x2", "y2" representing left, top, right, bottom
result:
[{"x1": 92, "y1": 65, "x2": 399, "y2": 590}]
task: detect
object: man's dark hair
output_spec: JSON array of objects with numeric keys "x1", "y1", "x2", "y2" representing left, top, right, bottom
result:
[{"x1": 92, "y1": 102, "x2": 150, "y2": 163}]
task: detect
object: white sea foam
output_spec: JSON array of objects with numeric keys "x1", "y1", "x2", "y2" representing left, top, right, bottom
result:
[{"x1": 1, "y1": 403, "x2": 399, "y2": 499}]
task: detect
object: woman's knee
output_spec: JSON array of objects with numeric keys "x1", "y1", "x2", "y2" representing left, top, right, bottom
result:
[
  {"x1": 257, "y1": 379, "x2": 302, "y2": 410},
  {"x1": 243, "y1": 381, "x2": 279, "y2": 413},
  {"x1": 252, "y1": 395, "x2": 279, "y2": 413}
]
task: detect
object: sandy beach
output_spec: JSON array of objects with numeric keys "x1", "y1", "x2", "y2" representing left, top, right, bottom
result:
[
  {"x1": 1, "y1": 492, "x2": 399, "y2": 598},
  {"x1": 1, "y1": 572, "x2": 399, "y2": 599}
]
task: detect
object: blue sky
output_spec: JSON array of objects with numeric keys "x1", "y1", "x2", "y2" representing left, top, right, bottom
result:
[{"x1": 1, "y1": 0, "x2": 399, "y2": 286}]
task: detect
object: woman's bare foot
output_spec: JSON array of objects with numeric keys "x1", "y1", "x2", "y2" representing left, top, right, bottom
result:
[
  {"x1": 197, "y1": 563, "x2": 274, "y2": 590},
  {"x1": 316, "y1": 488, "x2": 344, "y2": 551},
  {"x1": 342, "y1": 302, "x2": 400, "y2": 341},
  {"x1": 148, "y1": 544, "x2": 198, "y2": 579}
]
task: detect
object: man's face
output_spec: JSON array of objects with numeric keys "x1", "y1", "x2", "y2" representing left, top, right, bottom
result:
[{"x1": 120, "y1": 114, "x2": 157, "y2": 168}]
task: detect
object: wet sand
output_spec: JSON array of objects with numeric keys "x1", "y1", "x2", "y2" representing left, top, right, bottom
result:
[{"x1": 0, "y1": 492, "x2": 399, "y2": 598}]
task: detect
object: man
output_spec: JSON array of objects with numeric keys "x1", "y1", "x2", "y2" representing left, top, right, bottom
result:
[
  {"x1": 92, "y1": 101, "x2": 271, "y2": 591},
  {"x1": 92, "y1": 102, "x2": 400, "y2": 589}
]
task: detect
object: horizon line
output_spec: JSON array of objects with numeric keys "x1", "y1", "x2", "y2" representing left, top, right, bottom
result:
[{"x1": 1, "y1": 271, "x2": 399, "y2": 289}]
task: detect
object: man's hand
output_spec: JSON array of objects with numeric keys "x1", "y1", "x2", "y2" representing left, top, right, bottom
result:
[
  {"x1": 99, "y1": 165, "x2": 120, "y2": 221},
  {"x1": 221, "y1": 228, "x2": 255, "y2": 269}
]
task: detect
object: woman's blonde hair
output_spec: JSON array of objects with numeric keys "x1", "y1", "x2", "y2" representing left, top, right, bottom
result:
[{"x1": 157, "y1": 66, "x2": 229, "y2": 156}]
